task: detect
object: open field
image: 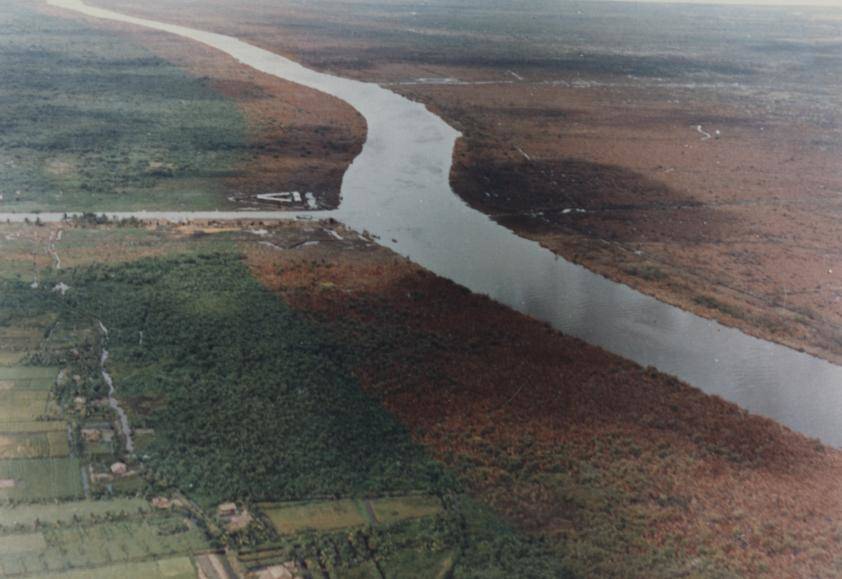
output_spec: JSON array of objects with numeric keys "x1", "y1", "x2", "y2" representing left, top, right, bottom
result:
[
  {"x1": 0, "y1": 391, "x2": 50, "y2": 423},
  {"x1": 88, "y1": 0, "x2": 842, "y2": 364},
  {"x1": 0, "y1": 431, "x2": 69, "y2": 460},
  {"x1": 15, "y1": 557, "x2": 196, "y2": 579},
  {"x1": 0, "y1": 331, "x2": 43, "y2": 354},
  {"x1": 0, "y1": 367, "x2": 60, "y2": 380},
  {"x1": 0, "y1": 367, "x2": 59, "y2": 391},
  {"x1": 0, "y1": 354, "x2": 26, "y2": 367},
  {"x1": 369, "y1": 495, "x2": 442, "y2": 526},
  {"x1": 259, "y1": 495, "x2": 441, "y2": 535},
  {"x1": 0, "y1": 498, "x2": 149, "y2": 529},
  {"x1": 261, "y1": 500, "x2": 369, "y2": 535},
  {"x1": 0, "y1": 422, "x2": 67, "y2": 435},
  {"x1": 0, "y1": 512, "x2": 206, "y2": 577},
  {"x1": 0, "y1": 458, "x2": 83, "y2": 501}
]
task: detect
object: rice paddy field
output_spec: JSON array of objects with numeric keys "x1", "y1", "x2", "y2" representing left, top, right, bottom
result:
[
  {"x1": 0, "y1": 512, "x2": 207, "y2": 576},
  {"x1": 0, "y1": 498, "x2": 149, "y2": 528},
  {"x1": 259, "y1": 495, "x2": 442, "y2": 535},
  {"x1": 0, "y1": 459, "x2": 83, "y2": 501},
  {"x1": 16, "y1": 557, "x2": 197, "y2": 579},
  {"x1": 0, "y1": 282, "x2": 210, "y2": 578}
]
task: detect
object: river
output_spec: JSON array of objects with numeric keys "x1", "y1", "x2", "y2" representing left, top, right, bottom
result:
[{"x1": 29, "y1": 0, "x2": 842, "y2": 446}]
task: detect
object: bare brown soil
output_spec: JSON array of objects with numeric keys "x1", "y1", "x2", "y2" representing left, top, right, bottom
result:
[
  {"x1": 244, "y1": 226, "x2": 842, "y2": 577},
  {"x1": 87, "y1": 0, "x2": 842, "y2": 364}
]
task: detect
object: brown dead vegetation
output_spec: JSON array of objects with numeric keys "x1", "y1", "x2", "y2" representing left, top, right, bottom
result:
[{"x1": 246, "y1": 231, "x2": 842, "y2": 577}]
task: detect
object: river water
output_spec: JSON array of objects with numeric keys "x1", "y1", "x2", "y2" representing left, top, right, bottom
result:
[{"x1": 33, "y1": 0, "x2": 842, "y2": 446}]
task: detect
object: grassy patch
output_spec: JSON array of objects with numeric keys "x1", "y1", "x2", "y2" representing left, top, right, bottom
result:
[
  {"x1": 0, "y1": 421, "x2": 67, "y2": 434},
  {"x1": 379, "y1": 548, "x2": 455, "y2": 579},
  {"x1": 0, "y1": 329, "x2": 43, "y2": 352},
  {"x1": 0, "y1": 458, "x2": 83, "y2": 501},
  {"x1": 15, "y1": 557, "x2": 198, "y2": 579},
  {"x1": 370, "y1": 495, "x2": 442, "y2": 525},
  {"x1": 0, "y1": 391, "x2": 50, "y2": 422},
  {"x1": 259, "y1": 495, "x2": 449, "y2": 536},
  {"x1": 0, "y1": 511, "x2": 207, "y2": 576},
  {"x1": 0, "y1": 353, "x2": 27, "y2": 367},
  {"x1": 0, "y1": 533, "x2": 48, "y2": 556},
  {"x1": 262, "y1": 500, "x2": 369, "y2": 535},
  {"x1": 0, "y1": 367, "x2": 60, "y2": 381},
  {"x1": 0, "y1": 498, "x2": 149, "y2": 529},
  {"x1": 0, "y1": 431, "x2": 69, "y2": 459}
]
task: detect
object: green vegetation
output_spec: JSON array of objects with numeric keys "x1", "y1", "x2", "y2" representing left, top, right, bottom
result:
[
  {"x1": 0, "y1": 227, "x2": 579, "y2": 576},
  {"x1": 260, "y1": 495, "x2": 443, "y2": 535},
  {"x1": 263, "y1": 500, "x2": 370, "y2": 535},
  {"x1": 17, "y1": 557, "x2": 196, "y2": 579},
  {"x1": 241, "y1": 496, "x2": 572, "y2": 578},
  {"x1": 0, "y1": 458, "x2": 83, "y2": 501},
  {"x1": 0, "y1": 367, "x2": 59, "y2": 380},
  {"x1": 0, "y1": 0, "x2": 250, "y2": 211},
  {"x1": 371, "y1": 495, "x2": 442, "y2": 525},
  {"x1": 0, "y1": 431, "x2": 69, "y2": 459},
  {"x1": 0, "y1": 353, "x2": 26, "y2": 367},
  {"x1": 0, "y1": 510, "x2": 207, "y2": 577},
  {"x1": 0, "y1": 391, "x2": 50, "y2": 423},
  {"x1": 0, "y1": 422, "x2": 66, "y2": 435},
  {"x1": 59, "y1": 251, "x2": 448, "y2": 505},
  {"x1": 0, "y1": 498, "x2": 149, "y2": 529},
  {"x1": 0, "y1": 366, "x2": 59, "y2": 391},
  {"x1": 0, "y1": 329, "x2": 42, "y2": 353}
]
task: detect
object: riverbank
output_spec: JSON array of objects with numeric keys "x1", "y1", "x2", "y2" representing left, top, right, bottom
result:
[{"x1": 86, "y1": 0, "x2": 842, "y2": 365}]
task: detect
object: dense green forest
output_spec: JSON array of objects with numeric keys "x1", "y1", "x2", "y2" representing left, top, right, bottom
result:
[{"x1": 58, "y1": 251, "x2": 446, "y2": 503}]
